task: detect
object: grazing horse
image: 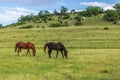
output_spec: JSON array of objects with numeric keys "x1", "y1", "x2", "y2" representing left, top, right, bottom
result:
[
  {"x1": 44, "y1": 42, "x2": 68, "y2": 58},
  {"x1": 15, "y1": 42, "x2": 36, "y2": 56}
]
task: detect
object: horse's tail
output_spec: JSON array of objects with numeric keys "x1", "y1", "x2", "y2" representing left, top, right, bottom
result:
[
  {"x1": 15, "y1": 43, "x2": 18, "y2": 52},
  {"x1": 44, "y1": 43, "x2": 48, "y2": 53}
]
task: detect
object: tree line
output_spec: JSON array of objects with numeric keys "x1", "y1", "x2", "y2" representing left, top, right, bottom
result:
[{"x1": 4, "y1": 3, "x2": 120, "y2": 28}]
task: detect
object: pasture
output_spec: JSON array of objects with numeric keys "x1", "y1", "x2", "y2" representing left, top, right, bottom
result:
[{"x1": 0, "y1": 26, "x2": 120, "y2": 80}]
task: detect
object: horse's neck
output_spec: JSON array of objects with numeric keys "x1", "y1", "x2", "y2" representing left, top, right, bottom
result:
[{"x1": 61, "y1": 44, "x2": 67, "y2": 52}]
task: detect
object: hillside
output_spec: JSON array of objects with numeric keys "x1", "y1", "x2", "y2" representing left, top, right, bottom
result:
[
  {"x1": 0, "y1": 15, "x2": 120, "y2": 79},
  {"x1": 1, "y1": 25, "x2": 120, "y2": 49},
  {"x1": 4, "y1": 13, "x2": 120, "y2": 29},
  {"x1": 0, "y1": 25, "x2": 120, "y2": 80}
]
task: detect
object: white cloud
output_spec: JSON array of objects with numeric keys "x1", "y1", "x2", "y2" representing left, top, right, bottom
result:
[
  {"x1": 80, "y1": 2, "x2": 114, "y2": 10},
  {"x1": 0, "y1": 7, "x2": 38, "y2": 26}
]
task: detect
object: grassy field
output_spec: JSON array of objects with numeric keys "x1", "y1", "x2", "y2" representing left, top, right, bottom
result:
[{"x1": 0, "y1": 26, "x2": 120, "y2": 80}]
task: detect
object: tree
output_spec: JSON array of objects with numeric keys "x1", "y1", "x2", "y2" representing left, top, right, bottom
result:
[
  {"x1": 53, "y1": 9, "x2": 59, "y2": 15},
  {"x1": 104, "y1": 10, "x2": 119, "y2": 22},
  {"x1": 38, "y1": 10, "x2": 44, "y2": 18},
  {"x1": 18, "y1": 13, "x2": 34, "y2": 23},
  {"x1": 18, "y1": 15, "x2": 26, "y2": 23},
  {"x1": 60, "y1": 6, "x2": 68, "y2": 14},
  {"x1": 44, "y1": 10, "x2": 50, "y2": 16},
  {"x1": 0, "y1": 24, "x2": 3, "y2": 28},
  {"x1": 113, "y1": 3, "x2": 120, "y2": 17},
  {"x1": 86, "y1": 6, "x2": 103, "y2": 16},
  {"x1": 71, "y1": 9, "x2": 76, "y2": 14},
  {"x1": 113, "y1": 3, "x2": 120, "y2": 11},
  {"x1": 38, "y1": 10, "x2": 50, "y2": 18}
]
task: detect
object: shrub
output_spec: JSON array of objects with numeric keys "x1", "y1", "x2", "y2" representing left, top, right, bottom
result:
[
  {"x1": 41, "y1": 26, "x2": 45, "y2": 28},
  {"x1": 74, "y1": 22, "x2": 82, "y2": 26},
  {"x1": 104, "y1": 27, "x2": 109, "y2": 30},
  {"x1": 62, "y1": 21, "x2": 69, "y2": 26},
  {"x1": 19, "y1": 25, "x2": 33, "y2": 29},
  {"x1": 49, "y1": 23, "x2": 61, "y2": 27},
  {"x1": 113, "y1": 21, "x2": 117, "y2": 24},
  {"x1": 62, "y1": 14, "x2": 70, "y2": 19},
  {"x1": 37, "y1": 25, "x2": 40, "y2": 28},
  {"x1": 17, "y1": 22, "x2": 25, "y2": 25}
]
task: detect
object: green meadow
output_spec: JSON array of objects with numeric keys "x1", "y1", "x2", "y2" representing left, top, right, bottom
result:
[{"x1": 0, "y1": 26, "x2": 120, "y2": 80}]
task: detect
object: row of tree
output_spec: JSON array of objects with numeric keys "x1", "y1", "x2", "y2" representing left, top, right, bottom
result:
[{"x1": 16, "y1": 3, "x2": 120, "y2": 27}]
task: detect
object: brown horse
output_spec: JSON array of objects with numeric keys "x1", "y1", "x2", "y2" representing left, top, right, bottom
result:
[
  {"x1": 15, "y1": 42, "x2": 36, "y2": 56},
  {"x1": 44, "y1": 42, "x2": 68, "y2": 58}
]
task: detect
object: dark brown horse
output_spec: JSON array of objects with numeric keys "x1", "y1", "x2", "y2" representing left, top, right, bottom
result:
[
  {"x1": 15, "y1": 42, "x2": 36, "y2": 56},
  {"x1": 44, "y1": 42, "x2": 68, "y2": 58}
]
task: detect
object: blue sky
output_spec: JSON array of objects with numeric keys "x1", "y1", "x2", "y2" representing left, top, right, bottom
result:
[{"x1": 0, "y1": 0, "x2": 120, "y2": 26}]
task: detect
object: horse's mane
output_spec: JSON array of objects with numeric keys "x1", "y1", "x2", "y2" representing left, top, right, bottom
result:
[{"x1": 57, "y1": 42, "x2": 66, "y2": 49}]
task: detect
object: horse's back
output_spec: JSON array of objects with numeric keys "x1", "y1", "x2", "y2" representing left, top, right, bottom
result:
[
  {"x1": 16, "y1": 42, "x2": 35, "y2": 49},
  {"x1": 45, "y1": 41, "x2": 65, "y2": 50}
]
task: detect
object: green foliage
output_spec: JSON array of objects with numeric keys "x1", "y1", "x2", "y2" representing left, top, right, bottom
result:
[
  {"x1": 103, "y1": 27, "x2": 109, "y2": 30},
  {"x1": 60, "y1": 6, "x2": 68, "y2": 14},
  {"x1": 18, "y1": 14, "x2": 34, "y2": 22},
  {"x1": 49, "y1": 23, "x2": 61, "y2": 27},
  {"x1": 53, "y1": 9, "x2": 59, "y2": 15},
  {"x1": 74, "y1": 16, "x2": 83, "y2": 25},
  {"x1": 38, "y1": 10, "x2": 50, "y2": 18},
  {"x1": 113, "y1": 3, "x2": 120, "y2": 11},
  {"x1": 19, "y1": 25, "x2": 33, "y2": 29},
  {"x1": 74, "y1": 21, "x2": 82, "y2": 26},
  {"x1": 85, "y1": 6, "x2": 103, "y2": 16},
  {"x1": 6, "y1": 4, "x2": 120, "y2": 28},
  {"x1": 62, "y1": 14, "x2": 70, "y2": 19},
  {"x1": 0, "y1": 24, "x2": 3, "y2": 28},
  {"x1": 104, "y1": 10, "x2": 119, "y2": 22}
]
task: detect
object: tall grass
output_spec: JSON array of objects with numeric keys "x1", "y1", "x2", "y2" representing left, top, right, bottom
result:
[
  {"x1": 1, "y1": 26, "x2": 120, "y2": 48},
  {"x1": 0, "y1": 26, "x2": 120, "y2": 79},
  {"x1": 0, "y1": 48, "x2": 120, "y2": 80}
]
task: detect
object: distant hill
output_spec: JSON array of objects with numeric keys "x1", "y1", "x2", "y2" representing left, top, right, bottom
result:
[
  {"x1": 4, "y1": 13, "x2": 120, "y2": 29},
  {"x1": 3, "y1": 4, "x2": 120, "y2": 29}
]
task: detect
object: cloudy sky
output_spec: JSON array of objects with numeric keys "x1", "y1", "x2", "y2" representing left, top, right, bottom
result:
[{"x1": 0, "y1": 0, "x2": 120, "y2": 26}]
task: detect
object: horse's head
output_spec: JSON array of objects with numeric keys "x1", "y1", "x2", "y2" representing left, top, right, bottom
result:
[{"x1": 64, "y1": 50, "x2": 68, "y2": 58}]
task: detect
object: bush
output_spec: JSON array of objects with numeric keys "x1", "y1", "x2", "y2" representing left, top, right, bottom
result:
[
  {"x1": 62, "y1": 14, "x2": 70, "y2": 19},
  {"x1": 113, "y1": 21, "x2": 117, "y2": 24},
  {"x1": 19, "y1": 25, "x2": 33, "y2": 29},
  {"x1": 49, "y1": 23, "x2": 61, "y2": 27},
  {"x1": 74, "y1": 22, "x2": 82, "y2": 26},
  {"x1": 62, "y1": 21, "x2": 69, "y2": 26},
  {"x1": 17, "y1": 22, "x2": 25, "y2": 25},
  {"x1": 37, "y1": 25, "x2": 40, "y2": 28},
  {"x1": 41, "y1": 26, "x2": 45, "y2": 28},
  {"x1": 104, "y1": 27, "x2": 109, "y2": 30}
]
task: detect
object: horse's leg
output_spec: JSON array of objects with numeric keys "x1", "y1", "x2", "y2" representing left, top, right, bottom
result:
[
  {"x1": 56, "y1": 50, "x2": 59, "y2": 58},
  {"x1": 32, "y1": 48, "x2": 35, "y2": 56},
  {"x1": 17, "y1": 48, "x2": 19, "y2": 56},
  {"x1": 26, "y1": 49, "x2": 30, "y2": 56},
  {"x1": 32, "y1": 48, "x2": 34, "y2": 56},
  {"x1": 28, "y1": 49, "x2": 30, "y2": 55},
  {"x1": 18, "y1": 48, "x2": 21, "y2": 56},
  {"x1": 61, "y1": 51, "x2": 64, "y2": 58},
  {"x1": 48, "y1": 49, "x2": 52, "y2": 58},
  {"x1": 19, "y1": 48, "x2": 22, "y2": 56},
  {"x1": 20, "y1": 48, "x2": 22, "y2": 52}
]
